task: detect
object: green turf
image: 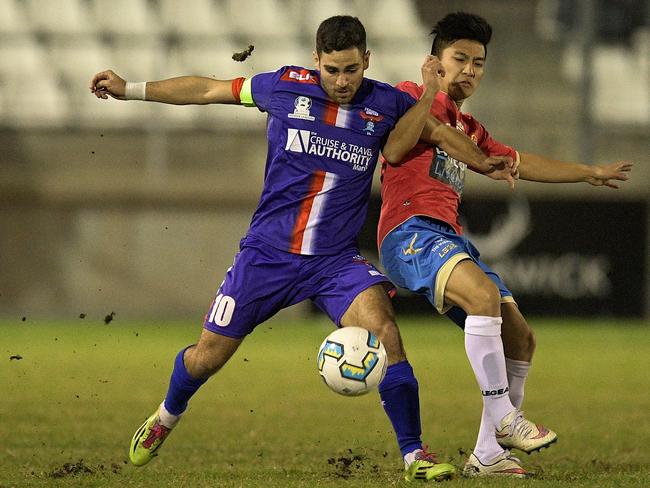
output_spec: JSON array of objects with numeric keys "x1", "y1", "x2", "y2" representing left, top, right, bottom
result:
[{"x1": 1, "y1": 317, "x2": 649, "y2": 487}]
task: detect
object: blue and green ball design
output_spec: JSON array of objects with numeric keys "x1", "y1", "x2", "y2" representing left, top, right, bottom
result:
[{"x1": 317, "y1": 327, "x2": 387, "y2": 396}]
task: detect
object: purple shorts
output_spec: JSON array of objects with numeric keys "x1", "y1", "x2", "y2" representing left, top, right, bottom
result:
[{"x1": 203, "y1": 235, "x2": 393, "y2": 338}]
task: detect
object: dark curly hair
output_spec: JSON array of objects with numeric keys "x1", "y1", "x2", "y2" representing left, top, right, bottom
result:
[
  {"x1": 316, "y1": 16, "x2": 366, "y2": 55},
  {"x1": 431, "y1": 12, "x2": 492, "y2": 58}
]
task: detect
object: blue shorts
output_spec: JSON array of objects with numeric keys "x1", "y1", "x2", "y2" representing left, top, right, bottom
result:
[
  {"x1": 380, "y1": 216, "x2": 515, "y2": 328},
  {"x1": 203, "y1": 235, "x2": 393, "y2": 338}
]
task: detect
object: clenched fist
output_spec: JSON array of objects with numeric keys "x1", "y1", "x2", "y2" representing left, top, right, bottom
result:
[{"x1": 89, "y1": 70, "x2": 126, "y2": 100}]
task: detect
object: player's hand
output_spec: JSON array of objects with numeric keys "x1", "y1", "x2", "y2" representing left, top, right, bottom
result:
[
  {"x1": 90, "y1": 70, "x2": 126, "y2": 100},
  {"x1": 585, "y1": 160, "x2": 633, "y2": 188},
  {"x1": 483, "y1": 155, "x2": 519, "y2": 189},
  {"x1": 421, "y1": 55, "x2": 444, "y2": 95}
]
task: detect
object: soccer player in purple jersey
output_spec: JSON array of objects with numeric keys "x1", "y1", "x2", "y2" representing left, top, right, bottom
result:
[
  {"x1": 379, "y1": 12, "x2": 633, "y2": 478},
  {"x1": 90, "y1": 15, "x2": 516, "y2": 482}
]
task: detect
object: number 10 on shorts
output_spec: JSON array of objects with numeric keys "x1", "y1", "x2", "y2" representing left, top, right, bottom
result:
[{"x1": 207, "y1": 294, "x2": 236, "y2": 327}]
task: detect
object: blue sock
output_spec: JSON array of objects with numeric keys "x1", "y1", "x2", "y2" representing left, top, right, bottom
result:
[
  {"x1": 378, "y1": 360, "x2": 423, "y2": 457},
  {"x1": 163, "y1": 347, "x2": 208, "y2": 416}
]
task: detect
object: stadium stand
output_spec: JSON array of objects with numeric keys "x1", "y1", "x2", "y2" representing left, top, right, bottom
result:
[
  {"x1": 537, "y1": 0, "x2": 649, "y2": 125},
  {"x1": 159, "y1": 0, "x2": 233, "y2": 38},
  {"x1": 90, "y1": 0, "x2": 161, "y2": 37},
  {"x1": 1, "y1": 0, "x2": 646, "y2": 128},
  {"x1": 361, "y1": 0, "x2": 427, "y2": 39},
  {"x1": 0, "y1": 36, "x2": 69, "y2": 125},
  {"x1": 24, "y1": 0, "x2": 96, "y2": 36},
  {"x1": 0, "y1": 0, "x2": 31, "y2": 36},
  {"x1": 297, "y1": 0, "x2": 361, "y2": 37},
  {"x1": 223, "y1": 0, "x2": 299, "y2": 39},
  {"x1": 1, "y1": 0, "x2": 647, "y2": 321}
]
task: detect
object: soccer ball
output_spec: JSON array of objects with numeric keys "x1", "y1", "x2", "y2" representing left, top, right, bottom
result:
[{"x1": 317, "y1": 327, "x2": 387, "y2": 396}]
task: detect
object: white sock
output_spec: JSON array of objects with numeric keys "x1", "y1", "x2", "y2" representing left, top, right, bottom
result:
[
  {"x1": 505, "y1": 358, "x2": 530, "y2": 410},
  {"x1": 464, "y1": 315, "x2": 515, "y2": 427},
  {"x1": 403, "y1": 449, "x2": 420, "y2": 466},
  {"x1": 472, "y1": 406, "x2": 505, "y2": 464},
  {"x1": 158, "y1": 401, "x2": 181, "y2": 429}
]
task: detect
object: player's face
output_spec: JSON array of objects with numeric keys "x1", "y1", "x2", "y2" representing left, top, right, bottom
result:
[
  {"x1": 439, "y1": 39, "x2": 486, "y2": 105},
  {"x1": 314, "y1": 48, "x2": 369, "y2": 104}
]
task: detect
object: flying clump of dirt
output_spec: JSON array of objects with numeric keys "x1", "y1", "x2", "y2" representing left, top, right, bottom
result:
[{"x1": 232, "y1": 45, "x2": 254, "y2": 62}]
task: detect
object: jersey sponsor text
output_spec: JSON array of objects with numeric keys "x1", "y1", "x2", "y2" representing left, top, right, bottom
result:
[{"x1": 285, "y1": 129, "x2": 373, "y2": 171}]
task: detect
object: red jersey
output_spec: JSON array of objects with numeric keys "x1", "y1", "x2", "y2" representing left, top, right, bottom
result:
[{"x1": 377, "y1": 82, "x2": 518, "y2": 249}]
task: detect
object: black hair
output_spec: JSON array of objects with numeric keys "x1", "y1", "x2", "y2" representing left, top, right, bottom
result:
[
  {"x1": 316, "y1": 16, "x2": 367, "y2": 55},
  {"x1": 430, "y1": 12, "x2": 492, "y2": 58}
]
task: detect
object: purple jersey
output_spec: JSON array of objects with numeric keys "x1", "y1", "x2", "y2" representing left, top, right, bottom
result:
[{"x1": 241, "y1": 66, "x2": 415, "y2": 255}]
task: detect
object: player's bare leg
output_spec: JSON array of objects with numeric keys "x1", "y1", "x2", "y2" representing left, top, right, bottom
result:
[
  {"x1": 184, "y1": 328, "x2": 243, "y2": 377},
  {"x1": 501, "y1": 303, "x2": 535, "y2": 363},
  {"x1": 340, "y1": 284, "x2": 405, "y2": 365},
  {"x1": 444, "y1": 259, "x2": 513, "y2": 437},
  {"x1": 444, "y1": 260, "x2": 502, "y2": 316},
  {"x1": 130, "y1": 329, "x2": 242, "y2": 466},
  {"x1": 445, "y1": 260, "x2": 520, "y2": 467},
  {"x1": 497, "y1": 303, "x2": 556, "y2": 453},
  {"x1": 445, "y1": 261, "x2": 555, "y2": 475},
  {"x1": 501, "y1": 303, "x2": 535, "y2": 410},
  {"x1": 341, "y1": 285, "x2": 456, "y2": 481}
]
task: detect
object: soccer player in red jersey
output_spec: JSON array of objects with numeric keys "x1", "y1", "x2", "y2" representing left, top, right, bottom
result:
[
  {"x1": 378, "y1": 12, "x2": 632, "y2": 478},
  {"x1": 90, "y1": 16, "x2": 518, "y2": 482}
]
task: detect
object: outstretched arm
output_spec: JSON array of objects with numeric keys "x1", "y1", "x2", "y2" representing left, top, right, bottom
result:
[
  {"x1": 89, "y1": 70, "x2": 239, "y2": 105},
  {"x1": 518, "y1": 152, "x2": 633, "y2": 188},
  {"x1": 420, "y1": 119, "x2": 518, "y2": 188},
  {"x1": 382, "y1": 58, "x2": 517, "y2": 187}
]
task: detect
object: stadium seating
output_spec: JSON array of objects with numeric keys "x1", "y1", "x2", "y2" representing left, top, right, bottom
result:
[
  {"x1": 110, "y1": 40, "x2": 164, "y2": 82},
  {"x1": 361, "y1": 0, "x2": 427, "y2": 40},
  {"x1": 159, "y1": 0, "x2": 232, "y2": 38},
  {"x1": 24, "y1": 0, "x2": 95, "y2": 36},
  {"x1": 591, "y1": 46, "x2": 649, "y2": 125},
  {"x1": 0, "y1": 0, "x2": 31, "y2": 36},
  {"x1": 90, "y1": 0, "x2": 161, "y2": 37},
  {"x1": 297, "y1": 0, "x2": 360, "y2": 38},
  {"x1": 0, "y1": 0, "x2": 647, "y2": 129},
  {"x1": 0, "y1": 36, "x2": 69, "y2": 125},
  {"x1": 223, "y1": 0, "x2": 299, "y2": 39},
  {"x1": 561, "y1": 38, "x2": 649, "y2": 126}
]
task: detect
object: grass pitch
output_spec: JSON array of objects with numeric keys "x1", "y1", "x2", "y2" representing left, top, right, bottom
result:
[{"x1": 1, "y1": 317, "x2": 649, "y2": 487}]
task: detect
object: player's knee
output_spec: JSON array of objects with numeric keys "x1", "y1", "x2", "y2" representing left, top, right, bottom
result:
[
  {"x1": 465, "y1": 281, "x2": 501, "y2": 316},
  {"x1": 370, "y1": 318, "x2": 396, "y2": 342},
  {"x1": 371, "y1": 319, "x2": 406, "y2": 364},
  {"x1": 508, "y1": 322, "x2": 536, "y2": 360},
  {"x1": 513, "y1": 316, "x2": 536, "y2": 358},
  {"x1": 185, "y1": 348, "x2": 225, "y2": 378},
  {"x1": 186, "y1": 336, "x2": 240, "y2": 378},
  {"x1": 525, "y1": 326, "x2": 536, "y2": 357},
  {"x1": 196, "y1": 356, "x2": 226, "y2": 377}
]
